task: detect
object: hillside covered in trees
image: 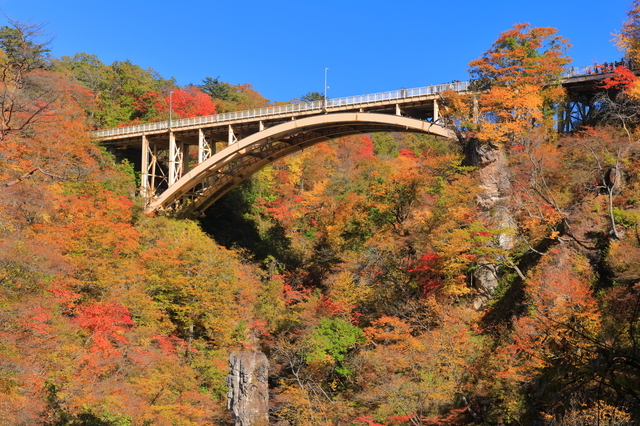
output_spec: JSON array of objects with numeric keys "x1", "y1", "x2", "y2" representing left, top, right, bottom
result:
[{"x1": 2, "y1": 3, "x2": 640, "y2": 425}]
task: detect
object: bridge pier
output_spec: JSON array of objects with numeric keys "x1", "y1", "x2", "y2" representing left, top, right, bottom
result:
[
  {"x1": 140, "y1": 135, "x2": 168, "y2": 199},
  {"x1": 198, "y1": 129, "x2": 214, "y2": 188},
  {"x1": 141, "y1": 135, "x2": 150, "y2": 197},
  {"x1": 558, "y1": 99, "x2": 594, "y2": 132},
  {"x1": 139, "y1": 129, "x2": 223, "y2": 199},
  {"x1": 229, "y1": 125, "x2": 238, "y2": 145},
  {"x1": 198, "y1": 129, "x2": 213, "y2": 164},
  {"x1": 168, "y1": 131, "x2": 184, "y2": 186},
  {"x1": 433, "y1": 99, "x2": 439, "y2": 123}
]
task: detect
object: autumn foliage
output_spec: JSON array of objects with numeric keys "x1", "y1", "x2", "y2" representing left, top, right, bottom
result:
[
  {"x1": 4, "y1": 8, "x2": 640, "y2": 426},
  {"x1": 165, "y1": 86, "x2": 217, "y2": 118}
]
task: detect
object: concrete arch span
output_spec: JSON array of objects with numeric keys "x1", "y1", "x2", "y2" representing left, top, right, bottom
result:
[{"x1": 145, "y1": 112, "x2": 456, "y2": 215}]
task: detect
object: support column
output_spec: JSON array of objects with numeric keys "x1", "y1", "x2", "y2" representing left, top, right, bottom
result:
[
  {"x1": 395, "y1": 104, "x2": 401, "y2": 116},
  {"x1": 169, "y1": 131, "x2": 177, "y2": 185},
  {"x1": 433, "y1": 98, "x2": 440, "y2": 122},
  {"x1": 141, "y1": 135, "x2": 150, "y2": 198},
  {"x1": 150, "y1": 144, "x2": 158, "y2": 195},
  {"x1": 198, "y1": 128, "x2": 212, "y2": 164},
  {"x1": 228, "y1": 125, "x2": 237, "y2": 146},
  {"x1": 182, "y1": 142, "x2": 190, "y2": 174},
  {"x1": 169, "y1": 131, "x2": 184, "y2": 186},
  {"x1": 148, "y1": 143, "x2": 165, "y2": 197}
]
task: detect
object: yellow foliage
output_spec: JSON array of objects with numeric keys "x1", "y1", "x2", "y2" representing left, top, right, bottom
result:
[
  {"x1": 543, "y1": 400, "x2": 632, "y2": 426},
  {"x1": 614, "y1": 0, "x2": 640, "y2": 64},
  {"x1": 325, "y1": 269, "x2": 374, "y2": 309},
  {"x1": 627, "y1": 78, "x2": 640, "y2": 101},
  {"x1": 364, "y1": 316, "x2": 414, "y2": 344},
  {"x1": 137, "y1": 217, "x2": 260, "y2": 347},
  {"x1": 275, "y1": 384, "x2": 334, "y2": 426},
  {"x1": 355, "y1": 305, "x2": 482, "y2": 421}
]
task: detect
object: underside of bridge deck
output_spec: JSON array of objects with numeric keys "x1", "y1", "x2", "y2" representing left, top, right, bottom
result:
[{"x1": 141, "y1": 112, "x2": 455, "y2": 216}]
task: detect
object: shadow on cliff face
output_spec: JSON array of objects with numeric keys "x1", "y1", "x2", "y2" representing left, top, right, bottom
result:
[
  {"x1": 479, "y1": 235, "x2": 561, "y2": 332},
  {"x1": 199, "y1": 180, "x2": 301, "y2": 269}
]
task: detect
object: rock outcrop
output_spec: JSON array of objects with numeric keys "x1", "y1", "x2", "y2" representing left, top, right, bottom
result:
[
  {"x1": 467, "y1": 142, "x2": 517, "y2": 309},
  {"x1": 227, "y1": 351, "x2": 269, "y2": 426}
]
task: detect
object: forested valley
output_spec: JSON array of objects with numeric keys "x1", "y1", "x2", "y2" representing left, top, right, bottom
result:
[{"x1": 3, "y1": 3, "x2": 640, "y2": 425}]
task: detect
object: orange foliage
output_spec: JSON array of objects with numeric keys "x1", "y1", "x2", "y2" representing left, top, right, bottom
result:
[
  {"x1": 468, "y1": 23, "x2": 570, "y2": 146},
  {"x1": 469, "y1": 23, "x2": 571, "y2": 88},
  {"x1": 499, "y1": 247, "x2": 601, "y2": 382},
  {"x1": 601, "y1": 65, "x2": 638, "y2": 92},
  {"x1": 614, "y1": 0, "x2": 640, "y2": 63}
]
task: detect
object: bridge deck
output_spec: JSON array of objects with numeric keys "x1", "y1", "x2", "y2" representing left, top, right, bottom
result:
[
  {"x1": 95, "y1": 81, "x2": 469, "y2": 143},
  {"x1": 93, "y1": 62, "x2": 619, "y2": 145}
]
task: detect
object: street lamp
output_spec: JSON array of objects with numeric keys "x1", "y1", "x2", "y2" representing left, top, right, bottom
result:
[{"x1": 324, "y1": 68, "x2": 329, "y2": 105}]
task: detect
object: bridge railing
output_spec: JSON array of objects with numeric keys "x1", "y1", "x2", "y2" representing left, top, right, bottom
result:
[
  {"x1": 93, "y1": 81, "x2": 472, "y2": 139},
  {"x1": 93, "y1": 64, "x2": 615, "y2": 139},
  {"x1": 326, "y1": 81, "x2": 470, "y2": 107},
  {"x1": 564, "y1": 59, "x2": 635, "y2": 77}
]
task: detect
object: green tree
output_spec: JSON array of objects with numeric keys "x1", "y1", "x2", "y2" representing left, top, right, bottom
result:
[
  {"x1": 370, "y1": 132, "x2": 399, "y2": 157},
  {"x1": 0, "y1": 20, "x2": 50, "y2": 71},
  {"x1": 54, "y1": 54, "x2": 174, "y2": 127},
  {"x1": 0, "y1": 20, "x2": 55, "y2": 140},
  {"x1": 199, "y1": 76, "x2": 234, "y2": 101},
  {"x1": 52, "y1": 53, "x2": 109, "y2": 93},
  {"x1": 305, "y1": 317, "x2": 364, "y2": 375},
  {"x1": 298, "y1": 91, "x2": 323, "y2": 102},
  {"x1": 199, "y1": 77, "x2": 270, "y2": 112}
]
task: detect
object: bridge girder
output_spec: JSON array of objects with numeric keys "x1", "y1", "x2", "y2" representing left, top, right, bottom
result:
[{"x1": 145, "y1": 112, "x2": 455, "y2": 215}]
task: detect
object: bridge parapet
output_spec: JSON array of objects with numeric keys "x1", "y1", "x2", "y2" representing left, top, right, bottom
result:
[
  {"x1": 94, "y1": 61, "x2": 627, "y2": 141},
  {"x1": 94, "y1": 81, "x2": 470, "y2": 140}
]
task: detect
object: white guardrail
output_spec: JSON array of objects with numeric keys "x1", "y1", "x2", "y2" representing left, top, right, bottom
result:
[{"x1": 92, "y1": 64, "x2": 613, "y2": 139}]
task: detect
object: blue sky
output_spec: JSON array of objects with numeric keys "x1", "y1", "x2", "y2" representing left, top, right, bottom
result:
[{"x1": 2, "y1": 0, "x2": 632, "y2": 103}]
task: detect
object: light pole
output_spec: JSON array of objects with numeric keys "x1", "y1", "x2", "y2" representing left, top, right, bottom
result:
[
  {"x1": 169, "y1": 90, "x2": 174, "y2": 129},
  {"x1": 324, "y1": 68, "x2": 329, "y2": 105}
]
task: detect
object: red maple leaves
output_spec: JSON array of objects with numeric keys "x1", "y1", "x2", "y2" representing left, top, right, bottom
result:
[{"x1": 73, "y1": 302, "x2": 134, "y2": 354}]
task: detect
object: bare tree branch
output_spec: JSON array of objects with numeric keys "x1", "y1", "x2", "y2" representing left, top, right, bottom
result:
[{"x1": 4, "y1": 166, "x2": 63, "y2": 187}]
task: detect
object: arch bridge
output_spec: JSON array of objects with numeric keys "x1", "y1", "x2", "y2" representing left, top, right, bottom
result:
[
  {"x1": 93, "y1": 64, "x2": 616, "y2": 215},
  {"x1": 96, "y1": 83, "x2": 464, "y2": 215}
]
